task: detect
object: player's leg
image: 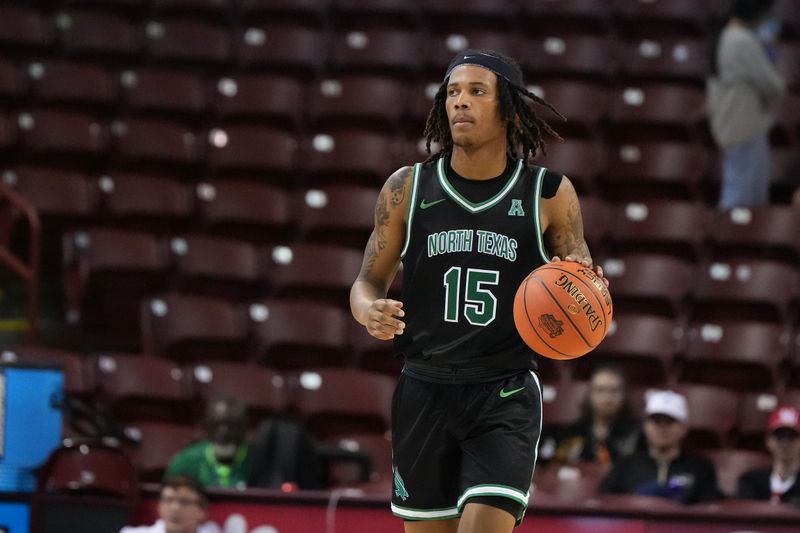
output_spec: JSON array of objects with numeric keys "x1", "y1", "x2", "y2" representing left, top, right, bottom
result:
[
  {"x1": 404, "y1": 518, "x2": 460, "y2": 533},
  {"x1": 457, "y1": 502, "x2": 515, "y2": 533},
  {"x1": 391, "y1": 373, "x2": 462, "y2": 528},
  {"x1": 456, "y1": 371, "x2": 543, "y2": 531}
]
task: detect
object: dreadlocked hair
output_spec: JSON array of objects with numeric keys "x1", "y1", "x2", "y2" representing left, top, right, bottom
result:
[{"x1": 422, "y1": 53, "x2": 565, "y2": 164}]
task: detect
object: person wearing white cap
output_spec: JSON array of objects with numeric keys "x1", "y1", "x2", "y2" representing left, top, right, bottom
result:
[
  {"x1": 598, "y1": 390, "x2": 721, "y2": 504},
  {"x1": 737, "y1": 405, "x2": 800, "y2": 506}
]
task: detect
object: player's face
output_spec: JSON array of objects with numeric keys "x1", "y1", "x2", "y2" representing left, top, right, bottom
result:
[
  {"x1": 158, "y1": 486, "x2": 206, "y2": 533},
  {"x1": 445, "y1": 65, "x2": 506, "y2": 149},
  {"x1": 589, "y1": 370, "x2": 625, "y2": 420}
]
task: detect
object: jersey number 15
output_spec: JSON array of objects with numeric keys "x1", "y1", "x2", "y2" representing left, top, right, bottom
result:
[{"x1": 443, "y1": 267, "x2": 499, "y2": 326}]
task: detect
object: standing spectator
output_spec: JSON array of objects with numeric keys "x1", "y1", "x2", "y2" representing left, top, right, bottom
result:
[
  {"x1": 598, "y1": 390, "x2": 721, "y2": 504},
  {"x1": 120, "y1": 475, "x2": 218, "y2": 533},
  {"x1": 738, "y1": 405, "x2": 800, "y2": 506},
  {"x1": 707, "y1": 0, "x2": 786, "y2": 209},
  {"x1": 555, "y1": 365, "x2": 640, "y2": 465}
]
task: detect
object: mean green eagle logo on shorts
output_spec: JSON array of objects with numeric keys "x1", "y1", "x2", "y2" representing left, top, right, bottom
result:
[{"x1": 394, "y1": 467, "x2": 409, "y2": 501}]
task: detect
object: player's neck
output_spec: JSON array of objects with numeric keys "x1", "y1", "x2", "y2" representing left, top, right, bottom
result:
[{"x1": 450, "y1": 143, "x2": 508, "y2": 181}]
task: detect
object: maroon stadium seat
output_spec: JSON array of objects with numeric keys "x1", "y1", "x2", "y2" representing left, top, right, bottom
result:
[
  {"x1": 614, "y1": 0, "x2": 725, "y2": 36},
  {"x1": 620, "y1": 37, "x2": 709, "y2": 84},
  {"x1": 600, "y1": 253, "x2": 694, "y2": 317},
  {"x1": 92, "y1": 353, "x2": 190, "y2": 423},
  {"x1": 0, "y1": 113, "x2": 16, "y2": 152},
  {"x1": 292, "y1": 185, "x2": 377, "y2": 249},
  {"x1": 709, "y1": 205, "x2": 800, "y2": 264},
  {"x1": 111, "y1": 117, "x2": 197, "y2": 168},
  {"x1": 706, "y1": 449, "x2": 771, "y2": 497},
  {"x1": 124, "y1": 421, "x2": 199, "y2": 481},
  {"x1": 121, "y1": 68, "x2": 206, "y2": 117},
  {"x1": 1, "y1": 345, "x2": 93, "y2": 397},
  {"x1": 681, "y1": 320, "x2": 790, "y2": 391},
  {"x1": 18, "y1": 109, "x2": 108, "y2": 160},
  {"x1": 206, "y1": 125, "x2": 297, "y2": 179},
  {"x1": 57, "y1": 10, "x2": 140, "y2": 60},
  {"x1": 605, "y1": 84, "x2": 705, "y2": 142},
  {"x1": 526, "y1": 81, "x2": 608, "y2": 139},
  {"x1": 248, "y1": 299, "x2": 349, "y2": 369},
  {"x1": 145, "y1": 18, "x2": 230, "y2": 66},
  {"x1": 575, "y1": 314, "x2": 680, "y2": 387},
  {"x1": 576, "y1": 196, "x2": 611, "y2": 256},
  {"x1": 426, "y1": 29, "x2": 517, "y2": 73},
  {"x1": 325, "y1": 432, "x2": 393, "y2": 487},
  {"x1": 63, "y1": 228, "x2": 169, "y2": 346},
  {"x1": 264, "y1": 243, "x2": 363, "y2": 306},
  {"x1": 239, "y1": 0, "x2": 328, "y2": 24},
  {"x1": 346, "y1": 318, "x2": 401, "y2": 377},
  {"x1": 169, "y1": 234, "x2": 263, "y2": 300},
  {"x1": 534, "y1": 462, "x2": 610, "y2": 503},
  {"x1": 692, "y1": 259, "x2": 798, "y2": 323},
  {"x1": 523, "y1": 34, "x2": 617, "y2": 80},
  {"x1": 304, "y1": 130, "x2": 398, "y2": 186},
  {"x1": 307, "y1": 75, "x2": 408, "y2": 132},
  {"x1": 36, "y1": 442, "x2": 137, "y2": 498},
  {"x1": 736, "y1": 391, "x2": 800, "y2": 449},
  {"x1": 0, "y1": 57, "x2": 25, "y2": 101},
  {"x1": 140, "y1": 293, "x2": 249, "y2": 362},
  {"x1": 331, "y1": 28, "x2": 421, "y2": 75},
  {"x1": 289, "y1": 368, "x2": 394, "y2": 439},
  {"x1": 521, "y1": 0, "x2": 612, "y2": 27},
  {"x1": 675, "y1": 384, "x2": 739, "y2": 450},
  {"x1": 211, "y1": 74, "x2": 304, "y2": 130},
  {"x1": 541, "y1": 381, "x2": 588, "y2": 432},
  {"x1": 236, "y1": 25, "x2": 324, "y2": 76},
  {"x1": 534, "y1": 139, "x2": 606, "y2": 194},
  {"x1": 27, "y1": 60, "x2": 117, "y2": 109},
  {"x1": 185, "y1": 361, "x2": 289, "y2": 419},
  {"x1": 95, "y1": 173, "x2": 194, "y2": 234},
  {"x1": 0, "y1": 5, "x2": 52, "y2": 52},
  {"x1": 195, "y1": 180, "x2": 293, "y2": 243},
  {"x1": 609, "y1": 200, "x2": 709, "y2": 260}
]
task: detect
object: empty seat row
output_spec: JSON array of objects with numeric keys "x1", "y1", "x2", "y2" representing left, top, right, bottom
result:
[
  {"x1": 0, "y1": 344, "x2": 394, "y2": 437},
  {"x1": 560, "y1": 314, "x2": 799, "y2": 392}
]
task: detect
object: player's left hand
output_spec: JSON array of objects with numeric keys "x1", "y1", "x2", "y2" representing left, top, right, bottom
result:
[{"x1": 551, "y1": 255, "x2": 609, "y2": 287}]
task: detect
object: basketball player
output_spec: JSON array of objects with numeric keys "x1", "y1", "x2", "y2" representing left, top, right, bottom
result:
[{"x1": 350, "y1": 50, "x2": 607, "y2": 532}]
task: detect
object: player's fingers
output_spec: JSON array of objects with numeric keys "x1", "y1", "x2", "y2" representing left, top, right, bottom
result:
[
  {"x1": 376, "y1": 299, "x2": 405, "y2": 317},
  {"x1": 550, "y1": 255, "x2": 561, "y2": 262}
]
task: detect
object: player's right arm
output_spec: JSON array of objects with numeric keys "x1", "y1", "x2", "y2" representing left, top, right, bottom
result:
[{"x1": 350, "y1": 166, "x2": 413, "y2": 340}]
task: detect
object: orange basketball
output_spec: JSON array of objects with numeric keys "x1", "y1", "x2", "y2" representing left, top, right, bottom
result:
[{"x1": 513, "y1": 261, "x2": 613, "y2": 360}]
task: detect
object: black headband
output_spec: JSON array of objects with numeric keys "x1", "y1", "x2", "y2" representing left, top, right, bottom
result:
[{"x1": 444, "y1": 50, "x2": 525, "y2": 90}]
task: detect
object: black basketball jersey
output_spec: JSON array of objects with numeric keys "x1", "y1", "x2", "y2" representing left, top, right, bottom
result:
[{"x1": 394, "y1": 156, "x2": 553, "y2": 380}]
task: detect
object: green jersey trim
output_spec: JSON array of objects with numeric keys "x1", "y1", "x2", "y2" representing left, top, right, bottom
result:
[
  {"x1": 400, "y1": 163, "x2": 422, "y2": 259},
  {"x1": 457, "y1": 483, "x2": 530, "y2": 510},
  {"x1": 391, "y1": 503, "x2": 461, "y2": 520},
  {"x1": 436, "y1": 157, "x2": 524, "y2": 214},
  {"x1": 532, "y1": 166, "x2": 551, "y2": 264}
]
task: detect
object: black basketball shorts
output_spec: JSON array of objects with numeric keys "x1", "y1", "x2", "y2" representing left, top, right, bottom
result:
[{"x1": 390, "y1": 369, "x2": 543, "y2": 526}]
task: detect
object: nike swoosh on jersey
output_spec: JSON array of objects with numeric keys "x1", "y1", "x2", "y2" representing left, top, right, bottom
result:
[
  {"x1": 420, "y1": 198, "x2": 446, "y2": 209},
  {"x1": 499, "y1": 386, "x2": 526, "y2": 398}
]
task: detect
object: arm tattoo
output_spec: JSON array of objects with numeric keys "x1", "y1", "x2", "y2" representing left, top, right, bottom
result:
[
  {"x1": 360, "y1": 168, "x2": 410, "y2": 277},
  {"x1": 547, "y1": 193, "x2": 592, "y2": 261}
]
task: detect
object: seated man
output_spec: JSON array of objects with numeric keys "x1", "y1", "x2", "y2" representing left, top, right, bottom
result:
[
  {"x1": 598, "y1": 390, "x2": 721, "y2": 504},
  {"x1": 738, "y1": 405, "x2": 800, "y2": 506},
  {"x1": 121, "y1": 475, "x2": 218, "y2": 533},
  {"x1": 165, "y1": 397, "x2": 250, "y2": 489}
]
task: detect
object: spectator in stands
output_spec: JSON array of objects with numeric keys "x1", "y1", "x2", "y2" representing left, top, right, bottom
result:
[
  {"x1": 707, "y1": 0, "x2": 786, "y2": 209},
  {"x1": 554, "y1": 364, "x2": 640, "y2": 465},
  {"x1": 737, "y1": 405, "x2": 800, "y2": 506},
  {"x1": 165, "y1": 397, "x2": 251, "y2": 489},
  {"x1": 598, "y1": 390, "x2": 721, "y2": 504},
  {"x1": 120, "y1": 474, "x2": 218, "y2": 533}
]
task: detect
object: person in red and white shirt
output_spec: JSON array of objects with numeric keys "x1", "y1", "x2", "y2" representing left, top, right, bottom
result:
[{"x1": 738, "y1": 405, "x2": 800, "y2": 507}]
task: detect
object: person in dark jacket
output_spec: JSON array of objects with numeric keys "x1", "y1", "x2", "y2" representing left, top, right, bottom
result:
[
  {"x1": 555, "y1": 364, "x2": 640, "y2": 465},
  {"x1": 598, "y1": 390, "x2": 721, "y2": 504},
  {"x1": 738, "y1": 405, "x2": 800, "y2": 506}
]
